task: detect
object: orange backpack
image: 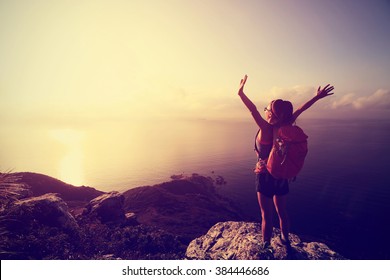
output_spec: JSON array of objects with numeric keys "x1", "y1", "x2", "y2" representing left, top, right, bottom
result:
[{"x1": 266, "y1": 125, "x2": 308, "y2": 180}]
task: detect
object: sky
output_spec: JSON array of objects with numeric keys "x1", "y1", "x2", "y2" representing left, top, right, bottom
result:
[
  {"x1": 1, "y1": 0, "x2": 390, "y2": 124},
  {"x1": 1, "y1": 0, "x2": 390, "y2": 184}
]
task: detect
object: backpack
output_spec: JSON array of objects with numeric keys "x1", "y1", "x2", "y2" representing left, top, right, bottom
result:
[{"x1": 266, "y1": 125, "x2": 308, "y2": 180}]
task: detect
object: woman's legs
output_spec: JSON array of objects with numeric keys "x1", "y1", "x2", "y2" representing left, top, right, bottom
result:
[
  {"x1": 257, "y1": 192, "x2": 274, "y2": 243},
  {"x1": 273, "y1": 194, "x2": 289, "y2": 241}
]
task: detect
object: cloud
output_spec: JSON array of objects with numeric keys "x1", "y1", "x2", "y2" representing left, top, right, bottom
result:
[
  {"x1": 259, "y1": 86, "x2": 390, "y2": 120},
  {"x1": 331, "y1": 93, "x2": 356, "y2": 109},
  {"x1": 269, "y1": 85, "x2": 316, "y2": 105},
  {"x1": 268, "y1": 86, "x2": 390, "y2": 114},
  {"x1": 331, "y1": 89, "x2": 390, "y2": 110}
]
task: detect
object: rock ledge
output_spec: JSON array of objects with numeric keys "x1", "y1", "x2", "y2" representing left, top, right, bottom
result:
[{"x1": 185, "y1": 221, "x2": 345, "y2": 260}]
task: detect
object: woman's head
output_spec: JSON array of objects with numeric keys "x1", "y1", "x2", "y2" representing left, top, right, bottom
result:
[{"x1": 264, "y1": 99, "x2": 293, "y2": 125}]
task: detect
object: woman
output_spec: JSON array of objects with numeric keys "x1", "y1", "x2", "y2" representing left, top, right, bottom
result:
[{"x1": 238, "y1": 75, "x2": 334, "y2": 249}]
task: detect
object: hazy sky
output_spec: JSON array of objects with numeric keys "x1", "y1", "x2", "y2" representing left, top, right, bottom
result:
[
  {"x1": 1, "y1": 0, "x2": 390, "y2": 184},
  {"x1": 1, "y1": 0, "x2": 390, "y2": 125}
]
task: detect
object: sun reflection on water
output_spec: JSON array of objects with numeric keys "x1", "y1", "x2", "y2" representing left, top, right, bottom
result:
[{"x1": 50, "y1": 129, "x2": 85, "y2": 186}]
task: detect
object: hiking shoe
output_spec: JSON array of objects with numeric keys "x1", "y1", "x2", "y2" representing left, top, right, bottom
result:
[
  {"x1": 278, "y1": 234, "x2": 291, "y2": 247},
  {"x1": 258, "y1": 241, "x2": 274, "y2": 260},
  {"x1": 261, "y1": 241, "x2": 271, "y2": 250}
]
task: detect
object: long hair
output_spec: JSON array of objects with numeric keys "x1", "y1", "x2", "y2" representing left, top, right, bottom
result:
[{"x1": 270, "y1": 99, "x2": 294, "y2": 125}]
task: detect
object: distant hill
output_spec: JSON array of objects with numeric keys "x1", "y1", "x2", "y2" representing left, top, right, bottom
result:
[{"x1": 11, "y1": 172, "x2": 104, "y2": 201}]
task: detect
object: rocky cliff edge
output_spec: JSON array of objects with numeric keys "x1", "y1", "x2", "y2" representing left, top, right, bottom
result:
[
  {"x1": 0, "y1": 172, "x2": 344, "y2": 259},
  {"x1": 186, "y1": 221, "x2": 345, "y2": 260}
]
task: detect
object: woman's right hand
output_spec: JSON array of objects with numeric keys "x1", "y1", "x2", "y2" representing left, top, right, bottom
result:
[{"x1": 238, "y1": 75, "x2": 248, "y2": 95}]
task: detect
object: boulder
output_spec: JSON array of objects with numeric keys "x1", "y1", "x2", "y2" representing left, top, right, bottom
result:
[
  {"x1": 7, "y1": 193, "x2": 78, "y2": 231},
  {"x1": 83, "y1": 191, "x2": 126, "y2": 223},
  {"x1": 185, "y1": 221, "x2": 345, "y2": 260},
  {"x1": 125, "y1": 212, "x2": 138, "y2": 226}
]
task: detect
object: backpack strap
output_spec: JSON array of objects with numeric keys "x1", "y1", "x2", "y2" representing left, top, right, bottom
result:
[{"x1": 254, "y1": 129, "x2": 260, "y2": 156}]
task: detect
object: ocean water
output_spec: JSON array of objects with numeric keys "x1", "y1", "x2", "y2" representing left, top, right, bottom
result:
[{"x1": 2, "y1": 118, "x2": 390, "y2": 259}]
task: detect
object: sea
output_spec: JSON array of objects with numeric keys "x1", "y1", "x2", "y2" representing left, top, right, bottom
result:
[{"x1": 2, "y1": 117, "x2": 390, "y2": 259}]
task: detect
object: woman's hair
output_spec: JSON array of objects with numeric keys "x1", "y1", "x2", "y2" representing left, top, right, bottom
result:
[{"x1": 270, "y1": 99, "x2": 294, "y2": 125}]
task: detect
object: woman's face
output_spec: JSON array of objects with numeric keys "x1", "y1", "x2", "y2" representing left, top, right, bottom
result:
[{"x1": 264, "y1": 104, "x2": 274, "y2": 123}]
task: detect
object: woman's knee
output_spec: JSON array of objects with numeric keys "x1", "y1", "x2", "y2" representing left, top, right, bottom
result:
[
  {"x1": 273, "y1": 197, "x2": 288, "y2": 220},
  {"x1": 258, "y1": 194, "x2": 273, "y2": 220}
]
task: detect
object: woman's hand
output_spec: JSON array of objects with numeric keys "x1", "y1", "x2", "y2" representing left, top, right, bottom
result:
[
  {"x1": 293, "y1": 83, "x2": 335, "y2": 121},
  {"x1": 316, "y1": 84, "x2": 334, "y2": 99},
  {"x1": 238, "y1": 75, "x2": 248, "y2": 95}
]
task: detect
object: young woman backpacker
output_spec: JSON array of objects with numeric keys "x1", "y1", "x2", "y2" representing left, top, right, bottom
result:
[{"x1": 238, "y1": 75, "x2": 334, "y2": 249}]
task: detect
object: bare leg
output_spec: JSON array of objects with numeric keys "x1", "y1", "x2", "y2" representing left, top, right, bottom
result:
[
  {"x1": 273, "y1": 194, "x2": 289, "y2": 241},
  {"x1": 257, "y1": 192, "x2": 274, "y2": 243}
]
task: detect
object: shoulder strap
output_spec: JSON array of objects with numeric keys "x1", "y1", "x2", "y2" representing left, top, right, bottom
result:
[
  {"x1": 254, "y1": 129, "x2": 260, "y2": 154},
  {"x1": 272, "y1": 126, "x2": 279, "y2": 145}
]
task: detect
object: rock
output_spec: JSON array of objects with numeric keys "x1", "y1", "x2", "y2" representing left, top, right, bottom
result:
[
  {"x1": 123, "y1": 174, "x2": 244, "y2": 241},
  {"x1": 83, "y1": 191, "x2": 126, "y2": 224},
  {"x1": 98, "y1": 254, "x2": 123, "y2": 260},
  {"x1": 125, "y1": 212, "x2": 138, "y2": 226},
  {"x1": 185, "y1": 221, "x2": 345, "y2": 260},
  {"x1": 7, "y1": 193, "x2": 78, "y2": 231}
]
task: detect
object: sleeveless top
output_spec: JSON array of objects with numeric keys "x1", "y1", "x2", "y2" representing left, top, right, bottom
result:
[{"x1": 254, "y1": 129, "x2": 272, "y2": 174}]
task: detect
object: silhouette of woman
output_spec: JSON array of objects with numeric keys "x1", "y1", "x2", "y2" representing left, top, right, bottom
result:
[{"x1": 238, "y1": 75, "x2": 334, "y2": 249}]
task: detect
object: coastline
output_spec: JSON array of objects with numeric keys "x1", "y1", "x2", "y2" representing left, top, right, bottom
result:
[{"x1": 0, "y1": 171, "x2": 344, "y2": 260}]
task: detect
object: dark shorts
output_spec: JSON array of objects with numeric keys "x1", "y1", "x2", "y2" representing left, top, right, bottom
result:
[{"x1": 255, "y1": 172, "x2": 289, "y2": 198}]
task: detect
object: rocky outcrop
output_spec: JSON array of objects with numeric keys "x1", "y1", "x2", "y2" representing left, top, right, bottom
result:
[
  {"x1": 123, "y1": 174, "x2": 244, "y2": 241},
  {"x1": 6, "y1": 193, "x2": 78, "y2": 231},
  {"x1": 0, "y1": 172, "x2": 347, "y2": 260},
  {"x1": 83, "y1": 191, "x2": 126, "y2": 224},
  {"x1": 185, "y1": 221, "x2": 345, "y2": 260}
]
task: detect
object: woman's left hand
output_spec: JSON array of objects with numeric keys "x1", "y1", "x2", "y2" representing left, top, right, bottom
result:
[{"x1": 316, "y1": 84, "x2": 334, "y2": 99}]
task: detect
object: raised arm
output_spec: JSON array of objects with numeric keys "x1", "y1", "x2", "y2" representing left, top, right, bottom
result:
[
  {"x1": 238, "y1": 75, "x2": 268, "y2": 129},
  {"x1": 292, "y1": 84, "x2": 334, "y2": 121}
]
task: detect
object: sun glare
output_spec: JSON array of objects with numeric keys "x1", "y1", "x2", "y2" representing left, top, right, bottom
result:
[{"x1": 50, "y1": 129, "x2": 85, "y2": 186}]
